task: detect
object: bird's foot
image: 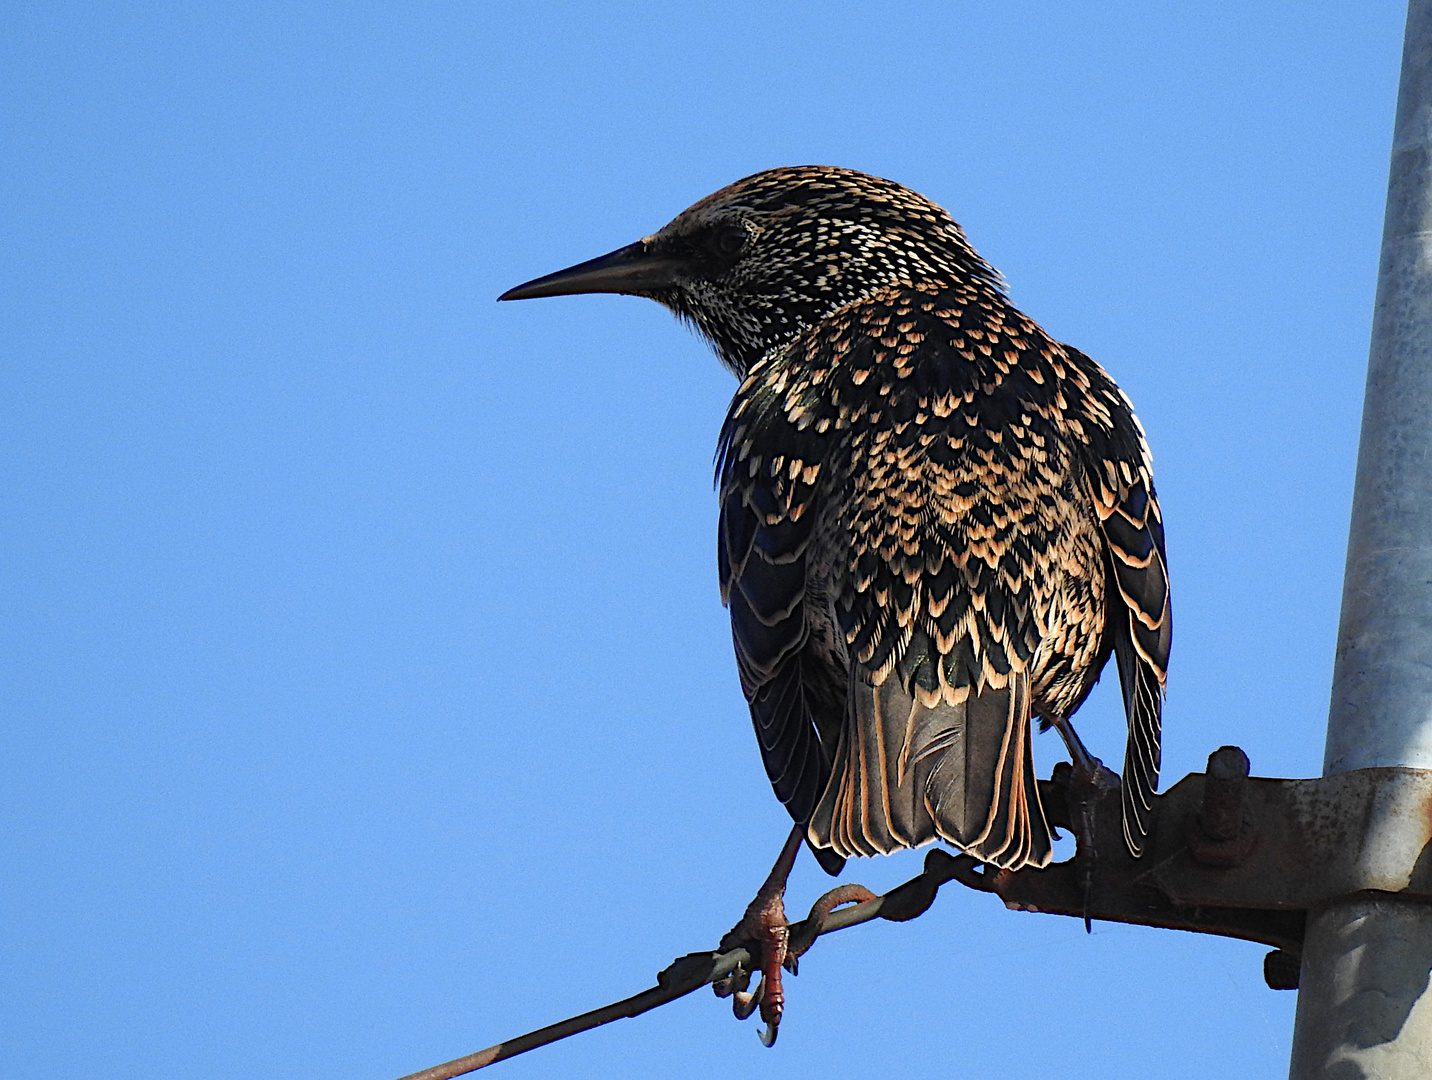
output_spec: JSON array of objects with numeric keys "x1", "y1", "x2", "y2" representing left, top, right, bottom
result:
[
  {"x1": 712, "y1": 826, "x2": 806, "y2": 1046},
  {"x1": 712, "y1": 828, "x2": 878, "y2": 1045},
  {"x1": 1050, "y1": 717, "x2": 1120, "y2": 931}
]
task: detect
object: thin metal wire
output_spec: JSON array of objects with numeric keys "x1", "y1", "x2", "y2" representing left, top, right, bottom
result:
[{"x1": 391, "y1": 849, "x2": 973, "y2": 1080}]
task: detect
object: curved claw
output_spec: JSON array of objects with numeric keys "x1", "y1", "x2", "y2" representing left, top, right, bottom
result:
[{"x1": 758, "y1": 1013, "x2": 779, "y2": 1047}]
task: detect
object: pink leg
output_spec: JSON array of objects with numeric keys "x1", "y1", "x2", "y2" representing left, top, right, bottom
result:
[{"x1": 717, "y1": 825, "x2": 804, "y2": 1045}]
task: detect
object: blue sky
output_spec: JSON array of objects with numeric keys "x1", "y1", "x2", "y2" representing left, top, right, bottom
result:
[{"x1": 1, "y1": 3, "x2": 1410, "y2": 1078}]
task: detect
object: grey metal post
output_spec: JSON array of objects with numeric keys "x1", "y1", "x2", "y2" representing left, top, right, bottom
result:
[{"x1": 1288, "y1": 3, "x2": 1432, "y2": 1076}]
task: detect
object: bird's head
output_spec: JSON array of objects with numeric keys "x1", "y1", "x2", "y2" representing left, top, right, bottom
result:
[{"x1": 499, "y1": 165, "x2": 1001, "y2": 375}]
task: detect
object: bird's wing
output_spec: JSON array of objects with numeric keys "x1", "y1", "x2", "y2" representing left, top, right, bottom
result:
[
  {"x1": 1089, "y1": 455, "x2": 1170, "y2": 855},
  {"x1": 717, "y1": 366, "x2": 845, "y2": 874},
  {"x1": 1071, "y1": 348, "x2": 1172, "y2": 856}
]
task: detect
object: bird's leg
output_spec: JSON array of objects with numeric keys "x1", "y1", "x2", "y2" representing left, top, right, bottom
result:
[
  {"x1": 1052, "y1": 713, "x2": 1099, "y2": 778},
  {"x1": 714, "y1": 824, "x2": 804, "y2": 1046},
  {"x1": 1050, "y1": 715, "x2": 1118, "y2": 931}
]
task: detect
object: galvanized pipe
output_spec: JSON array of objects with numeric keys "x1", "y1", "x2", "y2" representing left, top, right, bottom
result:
[{"x1": 1289, "y1": 2, "x2": 1432, "y2": 1076}]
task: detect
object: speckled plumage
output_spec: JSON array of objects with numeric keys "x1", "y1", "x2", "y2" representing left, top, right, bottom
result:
[{"x1": 503, "y1": 166, "x2": 1171, "y2": 874}]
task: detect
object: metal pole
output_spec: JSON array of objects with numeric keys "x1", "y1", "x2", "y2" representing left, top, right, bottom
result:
[{"x1": 1289, "y1": 3, "x2": 1432, "y2": 1076}]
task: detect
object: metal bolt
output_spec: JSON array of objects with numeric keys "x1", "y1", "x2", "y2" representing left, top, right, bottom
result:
[
  {"x1": 1187, "y1": 745, "x2": 1257, "y2": 867},
  {"x1": 1265, "y1": 948, "x2": 1301, "y2": 991},
  {"x1": 1201, "y1": 746, "x2": 1251, "y2": 842}
]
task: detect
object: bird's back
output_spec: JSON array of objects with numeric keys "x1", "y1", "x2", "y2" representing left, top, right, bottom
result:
[{"x1": 719, "y1": 278, "x2": 1169, "y2": 869}]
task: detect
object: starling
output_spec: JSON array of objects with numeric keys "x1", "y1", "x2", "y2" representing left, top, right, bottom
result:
[{"x1": 501, "y1": 166, "x2": 1170, "y2": 1023}]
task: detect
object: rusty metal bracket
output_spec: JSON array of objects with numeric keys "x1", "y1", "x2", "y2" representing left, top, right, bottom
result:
[{"x1": 958, "y1": 748, "x2": 1432, "y2": 990}]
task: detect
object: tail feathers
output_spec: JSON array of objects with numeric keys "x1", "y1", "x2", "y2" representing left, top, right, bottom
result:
[
  {"x1": 808, "y1": 671, "x2": 1052, "y2": 871},
  {"x1": 808, "y1": 674, "x2": 939, "y2": 858},
  {"x1": 931, "y1": 675, "x2": 1052, "y2": 869}
]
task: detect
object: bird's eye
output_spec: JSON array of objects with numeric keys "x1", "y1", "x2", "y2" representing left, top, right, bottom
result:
[{"x1": 710, "y1": 224, "x2": 748, "y2": 259}]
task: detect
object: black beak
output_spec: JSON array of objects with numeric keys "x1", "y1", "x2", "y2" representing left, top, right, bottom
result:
[{"x1": 498, "y1": 241, "x2": 681, "y2": 301}]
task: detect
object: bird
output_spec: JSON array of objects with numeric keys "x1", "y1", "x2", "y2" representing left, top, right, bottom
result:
[{"x1": 500, "y1": 165, "x2": 1170, "y2": 1038}]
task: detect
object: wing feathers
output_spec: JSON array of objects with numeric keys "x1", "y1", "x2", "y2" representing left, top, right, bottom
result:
[
  {"x1": 1099, "y1": 479, "x2": 1170, "y2": 857},
  {"x1": 719, "y1": 419, "x2": 845, "y2": 874}
]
